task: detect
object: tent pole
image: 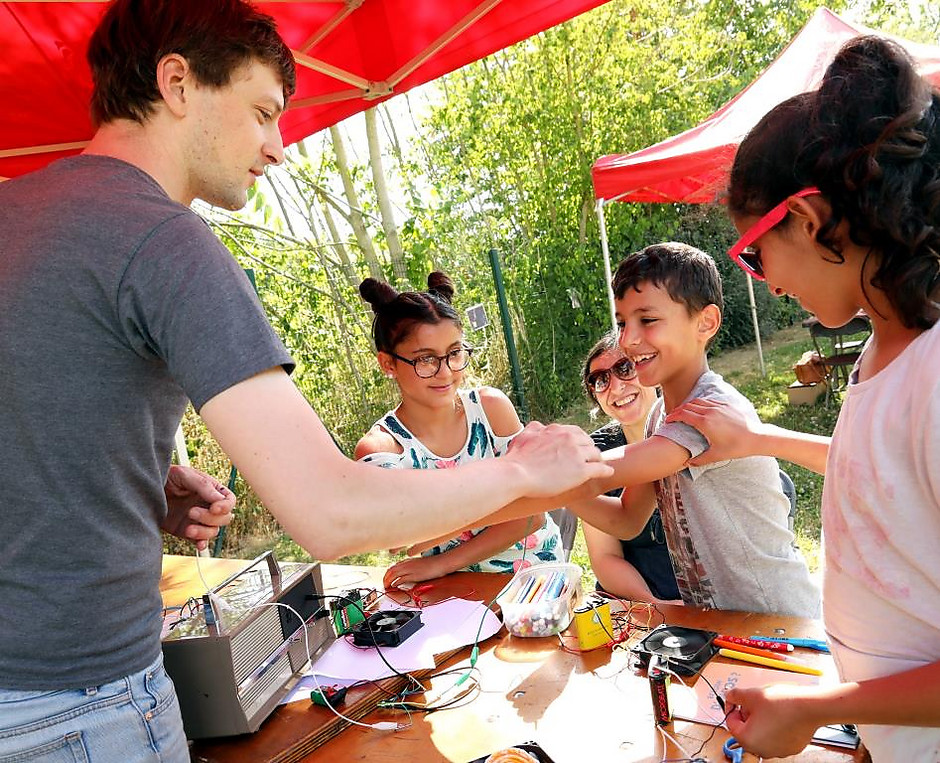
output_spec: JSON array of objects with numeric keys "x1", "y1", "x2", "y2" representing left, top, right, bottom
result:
[
  {"x1": 595, "y1": 198, "x2": 618, "y2": 335},
  {"x1": 745, "y1": 274, "x2": 766, "y2": 377}
]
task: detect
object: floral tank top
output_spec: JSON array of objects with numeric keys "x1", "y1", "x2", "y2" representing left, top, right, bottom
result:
[{"x1": 359, "y1": 387, "x2": 563, "y2": 572}]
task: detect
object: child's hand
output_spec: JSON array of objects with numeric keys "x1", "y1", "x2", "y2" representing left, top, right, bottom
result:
[
  {"x1": 665, "y1": 398, "x2": 761, "y2": 465},
  {"x1": 384, "y1": 555, "x2": 448, "y2": 589},
  {"x1": 162, "y1": 465, "x2": 235, "y2": 551},
  {"x1": 725, "y1": 683, "x2": 820, "y2": 758}
]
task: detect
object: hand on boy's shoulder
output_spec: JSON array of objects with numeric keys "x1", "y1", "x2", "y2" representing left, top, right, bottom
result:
[{"x1": 665, "y1": 398, "x2": 759, "y2": 466}]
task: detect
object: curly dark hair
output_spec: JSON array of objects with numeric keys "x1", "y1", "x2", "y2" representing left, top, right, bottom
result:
[
  {"x1": 729, "y1": 36, "x2": 940, "y2": 330},
  {"x1": 359, "y1": 273, "x2": 462, "y2": 353},
  {"x1": 88, "y1": 0, "x2": 296, "y2": 126}
]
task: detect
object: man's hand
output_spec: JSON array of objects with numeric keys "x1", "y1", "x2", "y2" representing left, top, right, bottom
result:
[
  {"x1": 725, "y1": 684, "x2": 820, "y2": 758},
  {"x1": 162, "y1": 465, "x2": 235, "y2": 552},
  {"x1": 504, "y1": 422, "x2": 612, "y2": 496}
]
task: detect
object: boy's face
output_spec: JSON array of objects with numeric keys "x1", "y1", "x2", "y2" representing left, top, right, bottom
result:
[{"x1": 614, "y1": 281, "x2": 715, "y2": 395}]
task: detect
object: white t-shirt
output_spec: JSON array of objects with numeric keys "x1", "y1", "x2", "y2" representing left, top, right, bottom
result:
[{"x1": 824, "y1": 319, "x2": 940, "y2": 761}]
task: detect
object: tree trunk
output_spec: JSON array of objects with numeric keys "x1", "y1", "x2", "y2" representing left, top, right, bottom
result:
[
  {"x1": 329, "y1": 124, "x2": 385, "y2": 281},
  {"x1": 365, "y1": 107, "x2": 408, "y2": 287}
]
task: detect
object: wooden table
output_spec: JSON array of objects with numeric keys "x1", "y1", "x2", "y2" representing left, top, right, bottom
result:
[{"x1": 160, "y1": 557, "x2": 866, "y2": 763}]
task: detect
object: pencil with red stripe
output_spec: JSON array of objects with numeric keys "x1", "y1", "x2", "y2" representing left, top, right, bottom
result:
[
  {"x1": 713, "y1": 638, "x2": 787, "y2": 661},
  {"x1": 717, "y1": 634, "x2": 793, "y2": 653}
]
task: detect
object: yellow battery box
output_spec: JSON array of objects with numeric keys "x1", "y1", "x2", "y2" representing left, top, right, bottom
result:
[{"x1": 572, "y1": 595, "x2": 613, "y2": 650}]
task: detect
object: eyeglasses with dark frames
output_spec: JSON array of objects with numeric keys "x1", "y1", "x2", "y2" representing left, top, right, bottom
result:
[
  {"x1": 390, "y1": 345, "x2": 474, "y2": 378},
  {"x1": 587, "y1": 357, "x2": 637, "y2": 394},
  {"x1": 727, "y1": 187, "x2": 821, "y2": 281}
]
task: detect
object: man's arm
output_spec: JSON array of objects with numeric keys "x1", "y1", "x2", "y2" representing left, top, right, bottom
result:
[
  {"x1": 665, "y1": 398, "x2": 830, "y2": 474},
  {"x1": 726, "y1": 661, "x2": 940, "y2": 758},
  {"x1": 468, "y1": 434, "x2": 690, "y2": 535},
  {"x1": 199, "y1": 368, "x2": 611, "y2": 560}
]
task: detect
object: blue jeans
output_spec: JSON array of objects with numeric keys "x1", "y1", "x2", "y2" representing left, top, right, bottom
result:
[{"x1": 0, "y1": 652, "x2": 188, "y2": 762}]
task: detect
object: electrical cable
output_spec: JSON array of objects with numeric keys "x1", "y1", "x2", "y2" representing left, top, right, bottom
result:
[
  {"x1": 259, "y1": 600, "x2": 411, "y2": 732},
  {"x1": 186, "y1": 562, "x2": 412, "y2": 732},
  {"x1": 657, "y1": 724, "x2": 695, "y2": 762}
]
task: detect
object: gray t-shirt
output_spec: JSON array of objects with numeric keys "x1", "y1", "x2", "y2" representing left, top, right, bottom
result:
[
  {"x1": 649, "y1": 370, "x2": 820, "y2": 618},
  {"x1": 0, "y1": 156, "x2": 293, "y2": 690}
]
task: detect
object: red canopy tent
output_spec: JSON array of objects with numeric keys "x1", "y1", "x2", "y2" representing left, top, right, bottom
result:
[
  {"x1": 0, "y1": 0, "x2": 610, "y2": 180},
  {"x1": 589, "y1": 8, "x2": 940, "y2": 369},
  {"x1": 591, "y1": 7, "x2": 940, "y2": 205}
]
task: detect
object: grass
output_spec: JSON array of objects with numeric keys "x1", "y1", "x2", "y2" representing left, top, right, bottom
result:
[{"x1": 172, "y1": 323, "x2": 847, "y2": 591}]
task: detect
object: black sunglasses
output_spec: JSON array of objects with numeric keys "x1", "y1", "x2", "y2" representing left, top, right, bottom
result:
[
  {"x1": 588, "y1": 357, "x2": 637, "y2": 394},
  {"x1": 390, "y1": 345, "x2": 473, "y2": 378},
  {"x1": 737, "y1": 246, "x2": 764, "y2": 279}
]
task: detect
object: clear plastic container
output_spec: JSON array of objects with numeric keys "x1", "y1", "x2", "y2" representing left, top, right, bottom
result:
[{"x1": 497, "y1": 562, "x2": 582, "y2": 637}]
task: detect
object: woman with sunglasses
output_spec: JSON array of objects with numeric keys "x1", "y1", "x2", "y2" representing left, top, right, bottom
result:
[
  {"x1": 581, "y1": 333, "x2": 680, "y2": 605},
  {"x1": 668, "y1": 37, "x2": 940, "y2": 760},
  {"x1": 356, "y1": 273, "x2": 563, "y2": 589}
]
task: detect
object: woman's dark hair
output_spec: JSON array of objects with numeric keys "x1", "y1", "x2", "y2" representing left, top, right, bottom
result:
[
  {"x1": 582, "y1": 331, "x2": 620, "y2": 406},
  {"x1": 88, "y1": 0, "x2": 296, "y2": 126},
  {"x1": 729, "y1": 35, "x2": 940, "y2": 330},
  {"x1": 359, "y1": 273, "x2": 461, "y2": 353}
]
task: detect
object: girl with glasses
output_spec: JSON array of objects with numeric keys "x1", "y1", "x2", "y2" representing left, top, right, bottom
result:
[
  {"x1": 580, "y1": 332, "x2": 680, "y2": 606},
  {"x1": 356, "y1": 272, "x2": 563, "y2": 589},
  {"x1": 670, "y1": 36, "x2": 940, "y2": 760}
]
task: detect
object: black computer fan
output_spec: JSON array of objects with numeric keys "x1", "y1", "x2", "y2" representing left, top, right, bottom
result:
[
  {"x1": 631, "y1": 624, "x2": 718, "y2": 675},
  {"x1": 351, "y1": 609, "x2": 424, "y2": 647}
]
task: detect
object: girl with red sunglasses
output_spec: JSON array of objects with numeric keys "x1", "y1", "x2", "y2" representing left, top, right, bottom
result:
[{"x1": 672, "y1": 36, "x2": 940, "y2": 761}]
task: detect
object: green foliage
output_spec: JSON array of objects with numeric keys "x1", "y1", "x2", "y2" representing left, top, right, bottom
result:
[
  {"x1": 405, "y1": 0, "x2": 847, "y2": 417},
  {"x1": 167, "y1": 0, "x2": 922, "y2": 561}
]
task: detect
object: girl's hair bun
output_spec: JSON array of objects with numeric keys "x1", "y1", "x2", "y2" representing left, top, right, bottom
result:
[
  {"x1": 426, "y1": 271, "x2": 455, "y2": 303},
  {"x1": 359, "y1": 277, "x2": 399, "y2": 312}
]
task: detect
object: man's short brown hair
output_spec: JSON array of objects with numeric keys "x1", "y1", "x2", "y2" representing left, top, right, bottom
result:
[{"x1": 88, "y1": 0, "x2": 296, "y2": 126}]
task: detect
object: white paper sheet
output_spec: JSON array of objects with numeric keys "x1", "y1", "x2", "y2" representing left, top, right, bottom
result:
[{"x1": 289, "y1": 597, "x2": 501, "y2": 698}]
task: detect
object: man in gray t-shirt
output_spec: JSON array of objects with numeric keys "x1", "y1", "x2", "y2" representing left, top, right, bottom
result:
[{"x1": 0, "y1": 3, "x2": 607, "y2": 760}]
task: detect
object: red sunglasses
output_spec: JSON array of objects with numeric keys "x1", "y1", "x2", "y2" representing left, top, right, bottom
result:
[{"x1": 727, "y1": 187, "x2": 821, "y2": 280}]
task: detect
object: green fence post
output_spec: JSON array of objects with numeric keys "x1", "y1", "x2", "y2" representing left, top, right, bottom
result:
[{"x1": 488, "y1": 248, "x2": 529, "y2": 423}]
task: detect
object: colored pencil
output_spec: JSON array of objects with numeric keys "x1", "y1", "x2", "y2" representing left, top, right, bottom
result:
[
  {"x1": 717, "y1": 634, "x2": 793, "y2": 653},
  {"x1": 718, "y1": 648, "x2": 823, "y2": 676},
  {"x1": 713, "y1": 638, "x2": 787, "y2": 661},
  {"x1": 514, "y1": 575, "x2": 536, "y2": 604},
  {"x1": 748, "y1": 635, "x2": 830, "y2": 653},
  {"x1": 523, "y1": 575, "x2": 546, "y2": 604}
]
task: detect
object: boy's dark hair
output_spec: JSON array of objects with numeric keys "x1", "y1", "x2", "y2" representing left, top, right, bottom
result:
[
  {"x1": 729, "y1": 35, "x2": 940, "y2": 330},
  {"x1": 360, "y1": 273, "x2": 462, "y2": 353},
  {"x1": 611, "y1": 242, "x2": 724, "y2": 316},
  {"x1": 581, "y1": 331, "x2": 620, "y2": 406},
  {"x1": 88, "y1": 0, "x2": 296, "y2": 126}
]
